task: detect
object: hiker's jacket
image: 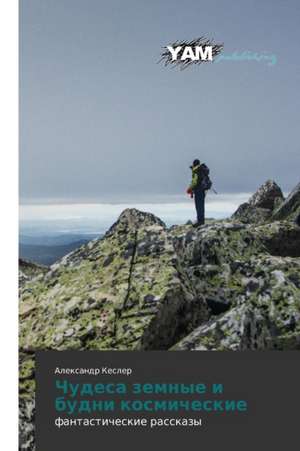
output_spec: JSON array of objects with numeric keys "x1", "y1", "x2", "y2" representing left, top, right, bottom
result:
[{"x1": 189, "y1": 164, "x2": 203, "y2": 191}]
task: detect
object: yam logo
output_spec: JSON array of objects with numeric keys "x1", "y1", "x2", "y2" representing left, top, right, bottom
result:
[{"x1": 159, "y1": 37, "x2": 223, "y2": 70}]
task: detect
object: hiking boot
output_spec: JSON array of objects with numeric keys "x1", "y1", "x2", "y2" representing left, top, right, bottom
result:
[{"x1": 192, "y1": 222, "x2": 205, "y2": 228}]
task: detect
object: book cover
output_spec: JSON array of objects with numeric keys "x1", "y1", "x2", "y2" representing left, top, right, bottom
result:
[{"x1": 19, "y1": 1, "x2": 300, "y2": 450}]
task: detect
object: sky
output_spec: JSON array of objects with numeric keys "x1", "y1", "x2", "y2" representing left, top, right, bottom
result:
[{"x1": 19, "y1": 0, "x2": 300, "y2": 226}]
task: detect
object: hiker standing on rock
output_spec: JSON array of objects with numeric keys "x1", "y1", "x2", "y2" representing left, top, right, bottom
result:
[{"x1": 186, "y1": 159, "x2": 212, "y2": 226}]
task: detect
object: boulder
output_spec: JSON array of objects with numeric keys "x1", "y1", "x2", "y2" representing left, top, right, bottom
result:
[
  {"x1": 232, "y1": 180, "x2": 284, "y2": 224},
  {"x1": 231, "y1": 202, "x2": 271, "y2": 224},
  {"x1": 173, "y1": 219, "x2": 300, "y2": 351},
  {"x1": 248, "y1": 179, "x2": 284, "y2": 210}
]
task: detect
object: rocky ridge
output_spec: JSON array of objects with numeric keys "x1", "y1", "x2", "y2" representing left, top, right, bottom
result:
[{"x1": 19, "y1": 180, "x2": 300, "y2": 450}]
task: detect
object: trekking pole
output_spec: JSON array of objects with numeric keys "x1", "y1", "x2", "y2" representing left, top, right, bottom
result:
[{"x1": 211, "y1": 187, "x2": 218, "y2": 194}]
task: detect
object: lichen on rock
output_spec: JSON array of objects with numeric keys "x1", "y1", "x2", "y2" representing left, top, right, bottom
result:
[{"x1": 18, "y1": 180, "x2": 300, "y2": 450}]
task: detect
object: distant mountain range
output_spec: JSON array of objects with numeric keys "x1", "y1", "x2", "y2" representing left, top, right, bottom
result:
[
  {"x1": 19, "y1": 233, "x2": 100, "y2": 265},
  {"x1": 20, "y1": 233, "x2": 99, "y2": 246}
]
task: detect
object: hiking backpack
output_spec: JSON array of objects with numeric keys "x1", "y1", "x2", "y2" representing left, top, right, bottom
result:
[{"x1": 197, "y1": 163, "x2": 212, "y2": 190}]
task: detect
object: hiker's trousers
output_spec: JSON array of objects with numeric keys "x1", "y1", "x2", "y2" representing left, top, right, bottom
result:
[{"x1": 194, "y1": 189, "x2": 205, "y2": 225}]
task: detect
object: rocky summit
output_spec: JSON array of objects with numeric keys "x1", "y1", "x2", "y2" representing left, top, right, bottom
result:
[
  {"x1": 232, "y1": 179, "x2": 284, "y2": 224},
  {"x1": 19, "y1": 181, "x2": 300, "y2": 450}
]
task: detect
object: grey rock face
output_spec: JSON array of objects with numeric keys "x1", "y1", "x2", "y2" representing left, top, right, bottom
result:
[
  {"x1": 231, "y1": 203, "x2": 271, "y2": 224},
  {"x1": 106, "y1": 208, "x2": 166, "y2": 235},
  {"x1": 232, "y1": 180, "x2": 284, "y2": 224},
  {"x1": 273, "y1": 182, "x2": 300, "y2": 221},
  {"x1": 171, "y1": 216, "x2": 300, "y2": 350},
  {"x1": 248, "y1": 179, "x2": 284, "y2": 210}
]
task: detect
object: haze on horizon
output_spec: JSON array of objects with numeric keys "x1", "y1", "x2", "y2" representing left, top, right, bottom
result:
[
  {"x1": 19, "y1": 192, "x2": 250, "y2": 231},
  {"x1": 20, "y1": 0, "x2": 300, "y2": 205}
]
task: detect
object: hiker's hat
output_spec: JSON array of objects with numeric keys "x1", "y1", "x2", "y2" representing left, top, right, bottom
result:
[{"x1": 190, "y1": 159, "x2": 200, "y2": 169}]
